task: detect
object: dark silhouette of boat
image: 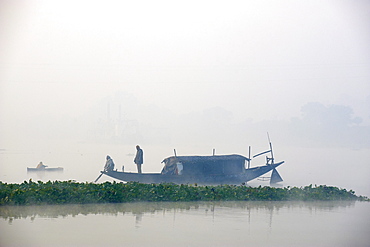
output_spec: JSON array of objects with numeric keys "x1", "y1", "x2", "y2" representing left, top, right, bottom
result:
[{"x1": 97, "y1": 136, "x2": 284, "y2": 185}]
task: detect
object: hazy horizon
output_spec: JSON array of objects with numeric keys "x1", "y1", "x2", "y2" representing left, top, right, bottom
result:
[{"x1": 1, "y1": 1, "x2": 370, "y2": 195}]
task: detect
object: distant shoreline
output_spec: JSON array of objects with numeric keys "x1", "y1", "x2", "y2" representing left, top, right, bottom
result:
[{"x1": 0, "y1": 180, "x2": 368, "y2": 206}]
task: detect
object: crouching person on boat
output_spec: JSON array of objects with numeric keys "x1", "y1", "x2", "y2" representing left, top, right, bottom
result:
[
  {"x1": 104, "y1": 155, "x2": 115, "y2": 172},
  {"x1": 161, "y1": 157, "x2": 182, "y2": 175}
]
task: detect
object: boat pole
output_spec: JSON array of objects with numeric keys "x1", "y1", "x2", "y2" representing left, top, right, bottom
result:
[
  {"x1": 94, "y1": 172, "x2": 103, "y2": 183},
  {"x1": 248, "y1": 146, "x2": 251, "y2": 169},
  {"x1": 267, "y1": 132, "x2": 274, "y2": 164}
]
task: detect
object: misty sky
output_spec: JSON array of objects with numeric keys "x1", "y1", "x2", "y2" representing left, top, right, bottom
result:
[{"x1": 1, "y1": 0, "x2": 370, "y2": 150}]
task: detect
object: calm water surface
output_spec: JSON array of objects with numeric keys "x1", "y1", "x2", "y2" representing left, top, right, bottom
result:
[
  {"x1": 1, "y1": 144, "x2": 370, "y2": 246},
  {"x1": 1, "y1": 201, "x2": 369, "y2": 247}
]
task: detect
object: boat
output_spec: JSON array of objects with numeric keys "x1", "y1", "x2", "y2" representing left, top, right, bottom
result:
[
  {"x1": 97, "y1": 136, "x2": 285, "y2": 185},
  {"x1": 27, "y1": 167, "x2": 64, "y2": 172}
]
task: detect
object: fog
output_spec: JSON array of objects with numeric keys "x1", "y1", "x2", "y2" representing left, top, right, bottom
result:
[{"x1": 1, "y1": 1, "x2": 370, "y2": 196}]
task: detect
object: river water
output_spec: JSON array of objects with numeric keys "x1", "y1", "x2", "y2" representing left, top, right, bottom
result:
[
  {"x1": 1, "y1": 201, "x2": 369, "y2": 247},
  {"x1": 1, "y1": 144, "x2": 370, "y2": 246}
]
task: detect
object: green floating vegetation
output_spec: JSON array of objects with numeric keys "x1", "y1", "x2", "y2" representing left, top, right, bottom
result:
[{"x1": 0, "y1": 180, "x2": 368, "y2": 206}]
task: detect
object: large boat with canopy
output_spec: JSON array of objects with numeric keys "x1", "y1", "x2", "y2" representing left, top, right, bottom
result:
[{"x1": 95, "y1": 135, "x2": 284, "y2": 185}]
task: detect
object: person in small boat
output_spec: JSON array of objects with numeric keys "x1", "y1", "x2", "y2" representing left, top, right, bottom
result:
[
  {"x1": 104, "y1": 155, "x2": 115, "y2": 172},
  {"x1": 36, "y1": 162, "x2": 47, "y2": 169},
  {"x1": 134, "y1": 145, "x2": 143, "y2": 174}
]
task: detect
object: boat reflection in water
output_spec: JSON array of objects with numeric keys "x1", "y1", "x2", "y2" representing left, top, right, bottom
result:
[
  {"x1": 0, "y1": 200, "x2": 357, "y2": 223},
  {"x1": 1, "y1": 200, "x2": 368, "y2": 247}
]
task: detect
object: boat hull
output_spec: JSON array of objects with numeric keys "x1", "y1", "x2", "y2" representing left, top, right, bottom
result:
[
  {"x1": 27, "y1": 167, "x2": 64, "y2": 172},
  {"x1": 102, "y1": 161, "x2": 284, "y2": 185}
]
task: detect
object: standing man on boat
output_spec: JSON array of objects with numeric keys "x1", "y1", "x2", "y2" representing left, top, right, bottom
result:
[
  {"x1": 104, "y1": 155, "x2": 115, "y2": 172},
  {"x1": 134, "y1": 145, "x2": 143, "y2": 173}
]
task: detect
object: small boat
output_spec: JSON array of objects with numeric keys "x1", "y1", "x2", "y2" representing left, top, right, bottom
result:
[
  {"x1": 27, "y1": 167, "x2": 64, "y2": 172},
  {"x1": 98, "y1": 136, "x2": 284, "y2": 185}
]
